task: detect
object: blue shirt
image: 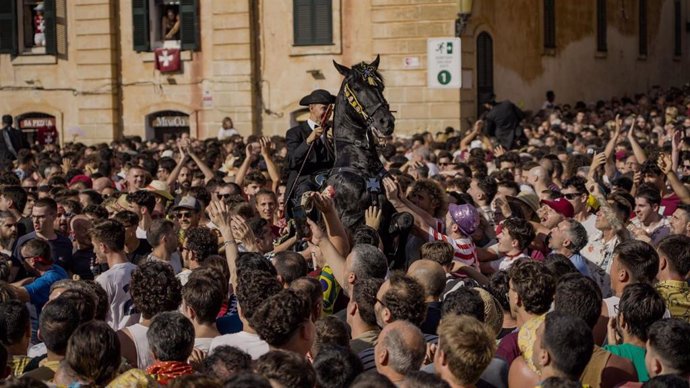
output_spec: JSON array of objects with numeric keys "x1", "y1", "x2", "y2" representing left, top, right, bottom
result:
[
  {"x1": 24, "y1": 264, "x2": 68, "y2": 314},
  {"x1": 569, "y1": 252, "x2": 591, "y2": 278}
]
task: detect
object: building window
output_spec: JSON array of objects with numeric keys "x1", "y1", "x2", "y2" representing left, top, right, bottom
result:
[
  {"x1": 0, "y1": 0, "x2": 66, "y2": 56},
  {"x1": 132, "y1": 0, "x2": 199, "y2": 52},
  {"x1": 639, "y1": 0, "x2": 647, "y2": 56},
  {"x1": 293, "y1": 0, "x2": 333, "y2": 46},
  {"x1": 543, "y1": 0, "x2": 556, "y2": 49},
  {"x1": 596, "y1": 0, "x2": 607, "y2": 52},
  {"x1": 673, "y1": 0, "x2": 681, "y2": 56}
]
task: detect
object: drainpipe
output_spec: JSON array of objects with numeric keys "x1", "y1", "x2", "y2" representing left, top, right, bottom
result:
[{"x1": 248, "y1": 0, "x2": 263, "y2": 135}]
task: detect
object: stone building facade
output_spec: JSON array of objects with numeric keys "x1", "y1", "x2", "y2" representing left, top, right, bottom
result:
[{"x1": 0, "y1": 0, "x2": 688, "y2": 144}]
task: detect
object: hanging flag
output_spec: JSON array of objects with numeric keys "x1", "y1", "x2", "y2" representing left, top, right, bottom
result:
[{"x1": 154, "y1": 48, "x2": 181, "y2": 73}]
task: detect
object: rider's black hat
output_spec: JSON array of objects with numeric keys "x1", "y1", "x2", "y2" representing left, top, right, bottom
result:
[{"x1": 299, "y1": 89, "x2": 336, "y2": 106}]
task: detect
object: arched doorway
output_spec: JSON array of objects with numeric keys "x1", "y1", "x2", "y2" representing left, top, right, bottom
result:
[
  {"x1": 476, "y1": 32, "x2": 494, "y2": 117},
  {"x1": 15, "y1": 112, "x2": 58, "y2": 146},
  {"x1": 146, "y1": 110, "x2": 190, "y2": 142}
]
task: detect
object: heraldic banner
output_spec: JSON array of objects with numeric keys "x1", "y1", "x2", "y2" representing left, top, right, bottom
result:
[{"x1": 154, "y1": 48, "x2": 181, "y2": 73}]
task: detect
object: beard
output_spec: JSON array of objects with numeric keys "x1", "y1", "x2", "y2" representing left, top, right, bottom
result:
[{"x1": 0, "y1": 236, "x2": 15, "y2": 251}]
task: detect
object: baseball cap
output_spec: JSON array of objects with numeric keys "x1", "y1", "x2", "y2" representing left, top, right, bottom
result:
[
  {"x1": 448, "y1": 203, "x2": 480, "y2": 236},
  {"x1": 69, "y1": 175, "x2": 93, "y2": 189},
  {"x1": 173, "y1": 196, "x2": 201, "y2": 212},
  {"x1": 540, "y1": 197, "x2": 574, "y2": 218}
]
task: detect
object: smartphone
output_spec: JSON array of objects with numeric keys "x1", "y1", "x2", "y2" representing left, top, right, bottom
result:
[{"x1": 292, "y1": 206, "x2": 311, "y2": 239}]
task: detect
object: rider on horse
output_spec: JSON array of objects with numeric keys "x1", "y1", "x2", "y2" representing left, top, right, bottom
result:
[{"x1": 284, "y1": 89, "x2": 336, "y2": 220}]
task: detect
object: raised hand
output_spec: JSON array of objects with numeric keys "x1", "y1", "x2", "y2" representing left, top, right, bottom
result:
[
  {"x1": 365, "y1": 205, "x2": 383, "y2": 230},
  {"x1": 230, "y1": 215, "x2": 253, "y2": 243},
  {"x1": 259, "y1": 136, "x2": 272, "y2": 156},
  {"x1": 382, "y1": 176, "x2": 401, "y2": 201},
  {"x1": 657, "y1": 153, "x2": 673, "y2": 176},
  {"x1": 494, "y1": 144, "x2": 506, "y2": 157},
  {"x1": 311, "y1": 192, "x2": 336, "y2": 215},
  {"x1": 306, "y1": 218, "x2": 325, "y2": 244},
  {"x1": 590, "y1": 152, "x2": 607, "y2": 170}
]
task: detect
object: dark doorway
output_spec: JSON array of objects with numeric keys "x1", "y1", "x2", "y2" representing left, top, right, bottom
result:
[{"x1": 476, "y1": 32, "x2": 494, "y2": 117}]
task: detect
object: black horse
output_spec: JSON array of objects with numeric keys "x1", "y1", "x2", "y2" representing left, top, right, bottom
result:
[{"x1": 327, "y1": 56, "x2": 412, "y2": 267}]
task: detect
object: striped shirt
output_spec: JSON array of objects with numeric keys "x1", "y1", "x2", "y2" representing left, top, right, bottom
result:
[{"x1": 427, "y1": 225, "x2": 479, "y2": 269}]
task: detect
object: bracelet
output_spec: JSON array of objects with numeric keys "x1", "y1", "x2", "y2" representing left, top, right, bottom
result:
[{"x1": 223, "y1": 240, "x2": 236, "y2": 246}]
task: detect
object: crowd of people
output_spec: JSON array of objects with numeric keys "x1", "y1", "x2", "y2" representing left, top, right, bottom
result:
[{"x1": 0, "y1": 84, "x2": 690, "y2": 387}]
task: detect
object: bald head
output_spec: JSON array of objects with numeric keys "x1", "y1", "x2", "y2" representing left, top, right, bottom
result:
[
  {"x1": 376, "y1": 320, "x2": 426, "y2": 376},
  {"x1": 529, "y1": 166, "x2": 547, "y2": 181},
  {"x1": 92, "y1": 177, "x2": 114, "y2": 192},
  {"x1": 70, "y1": 215, "x2": 93, "y2": 245},
  {"x1": 407, "y1": 260, "x2": 446, "y2": 301}
]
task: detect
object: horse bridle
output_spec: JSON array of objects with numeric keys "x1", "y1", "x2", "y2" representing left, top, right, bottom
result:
[
  {"x1": 343, "y1": 82, "x2": 389, "y2": 127},
  {"x1": 337, "y1": 81, "x2": 389, "y2": 151}
]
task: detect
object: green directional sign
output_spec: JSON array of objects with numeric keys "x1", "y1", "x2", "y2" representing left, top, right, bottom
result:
[
  {"x1": 437, "y1": 70, "x2": 451, "y2": 85},
  {"x1": 428, "y1": 37, "x2": 462, "y2": 88}
]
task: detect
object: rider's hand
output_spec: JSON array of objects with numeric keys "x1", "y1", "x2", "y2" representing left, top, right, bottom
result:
[{"x1": 307, "y1": 126, "x2": 325, "y2": 144}]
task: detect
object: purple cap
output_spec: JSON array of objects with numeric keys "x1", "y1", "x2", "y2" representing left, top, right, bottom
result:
[{"x1": 448, "y1": 203, "x2": 480, "y2": 236}]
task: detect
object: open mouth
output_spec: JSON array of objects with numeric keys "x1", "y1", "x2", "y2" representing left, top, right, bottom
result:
[{"x1": 370, "y1": 126, "x2": 387, "y2": 143}]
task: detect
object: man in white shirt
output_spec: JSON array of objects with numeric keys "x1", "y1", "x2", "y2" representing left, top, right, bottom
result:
[
  {"x1": 217, "y1": 117, "x2": 239, "y2": 140},
  {"x1": 91, "y1": 220, "x2": 140, "y2": 330},
  {"x1": 209, "y1": 270, "x2": 282, "y2": 359}
]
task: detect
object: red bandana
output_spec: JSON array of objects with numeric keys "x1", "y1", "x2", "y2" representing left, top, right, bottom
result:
[{"x1": 146, "y1": 361, "x2": 193, "y2": 385}]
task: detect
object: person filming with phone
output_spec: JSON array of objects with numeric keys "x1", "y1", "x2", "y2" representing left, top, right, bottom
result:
[{"x1": 285, "y1": 89, "x2": 336, "y2": 220}]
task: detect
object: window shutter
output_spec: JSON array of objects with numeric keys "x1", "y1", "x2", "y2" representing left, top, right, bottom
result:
[
  {"x1": 312, "y1": 0, "x2": 332, "y2": 44},
  {"x1": 180, "y1": 0, "x2": 199, "y2": 51},
  {"x1": 0, "y1": 0, "x2": 18, "y2": 55},
  {"x1": 56, "y1": 0, "x2": 67, "y2": 58},
  {"x1": 294, "y1": 0, "x2": 332, "y2": 46},
  {"x1": 639, "y1": 0, "x2": 647, "y2": 56},
  {"x1": 44, "y1": 0, "x2": 57, "y2": 55},
  {"x1": 543, "y1": 0, "x2": 555, "y2": 49},
  {"x1": 294, "y1": 0, "x2": 313, "y2": 46},
  {"x1": 596, "y1": 0, "x2": 607, "y2": 52},
  {"x1": 132, "y1": 0, "x2": 150, "y2": 52}
]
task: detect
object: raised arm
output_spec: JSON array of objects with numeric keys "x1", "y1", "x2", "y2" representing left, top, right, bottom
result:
[
  {"x1": 311, "y1": 192, "x2": 350, "y2": 257},
  {"x1": 166, "y1": 142, "x2": 189, "y2": 187},
  {"x1": 260, "y1": 137, "x2": 281, "y2": 193},
  {"x1": 627, "y1": 120, "x2": 647, "y2": 164},
  {"x1": 460, "y1": 121, "x2": 483, "y2": 151},
  {"x1": 309, "y1": 218, "x2": 347, "y2": 288},
  {"x1": 603, "y1": 115, "x2": 622, "y2": 179},
  {"x1": 234, "y1": 144, "x2": 256, "y2": 188},
  {"x1": 383, "y1": 177, "x2": 437, "y2": 230},
  {"x1": 208, "y1": 201, "x2": 239, "y2": 287},
  {"x1": 659, "y1": 153, "x2": 690, "y2": 204},
  {"x1": 188, "y1": 149, "x2": 215, "y2": 183}
]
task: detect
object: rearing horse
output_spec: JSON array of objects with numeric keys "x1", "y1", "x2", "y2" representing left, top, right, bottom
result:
[{"x1": 327, "y1": 56, "x2": 412, "y2": 266}]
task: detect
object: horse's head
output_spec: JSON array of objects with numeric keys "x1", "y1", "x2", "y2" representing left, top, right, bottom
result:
[{"x1": 333, "y1": 55, "x2": 395, "y2": 138}]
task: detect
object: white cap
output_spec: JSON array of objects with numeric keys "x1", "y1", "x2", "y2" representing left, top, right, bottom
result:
[
  {"x1": 161, "y1": 150, "x2": 174, "y2": 158},
  {"x1": 470, "y1": 140, "x2": 483, "y2": 150}
]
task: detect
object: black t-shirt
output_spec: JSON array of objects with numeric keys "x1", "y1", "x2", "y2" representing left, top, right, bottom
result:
[
  {"x1": 127, "y1": 239, "x2": 152, "y2": 266},
  {"x1": 68, "y1": 247, "x2": 96, "y2": 280},
  {"x1": 18, "y1": 216, "x2": 34, "y2": 237}
]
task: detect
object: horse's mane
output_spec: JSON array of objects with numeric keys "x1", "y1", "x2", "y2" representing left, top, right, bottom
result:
[{"x1": 349, "y1": 62, "x2": 385, "y2": 90}]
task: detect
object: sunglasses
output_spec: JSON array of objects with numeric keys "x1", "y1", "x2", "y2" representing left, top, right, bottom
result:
[
  {"x1": 175, "y1": 212, "x2": 194, "y2": 219},
  {"x1": 217, "y1": 193, "x2": 232, "y2": 200},
  {"x1": 563, "y1": 193, "x2": 583, "y2": 200}
]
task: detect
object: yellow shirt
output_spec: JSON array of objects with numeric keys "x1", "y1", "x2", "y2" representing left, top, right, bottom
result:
[
  {"x1": 518, "y1": 314, "x2": 546, "y2": 374},
  {"x1": 11, "y1": 355, "x2": 31, "y2": 377},
  {"x1": 656, "y1": 280, "x2": 690, "y2": 323}
]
